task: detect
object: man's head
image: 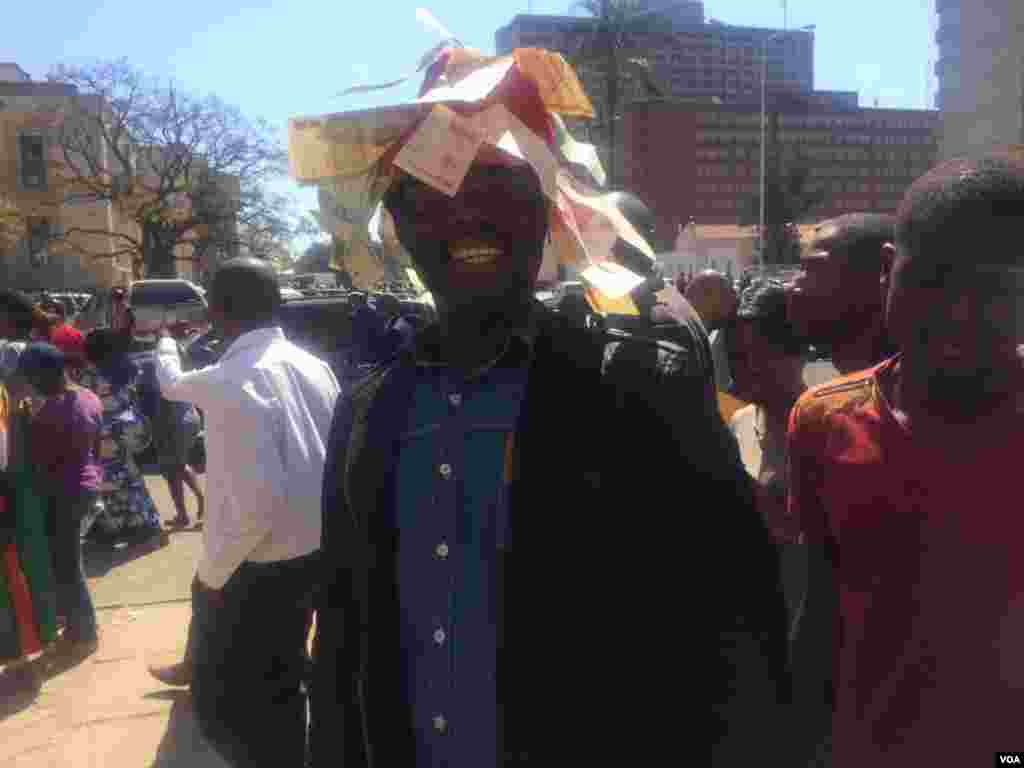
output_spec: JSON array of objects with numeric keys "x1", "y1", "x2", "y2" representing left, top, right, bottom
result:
[
  {"x1": 383, "y1": 150, "x2": 549, "y2": 321},
  {"x1": 208, "y1": 257, "x2": 282, "y2": 340},
  {"x1": 16, "y1": 342, "x2": 67, "y2": 397},
  {"x1": 732, "y1": 280, "x2": 806, "y2": 406},
  {"x1": 884, "y1": 153, "x2": 1024, "y2": 417},
  {"x1": 685, "y1": 270, "x2": 738, "y2": 332},
  {"x1": 790, "y1": 213, "x2": 895, "y2": 345},
  {"x1": 0, "y1": 289, "x2": 36, "y2": 340},
  {"x1": 85, "y1": 328, "x2": 125, "y2": 368}
]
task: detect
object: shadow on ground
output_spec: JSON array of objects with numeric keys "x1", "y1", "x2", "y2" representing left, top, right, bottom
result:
[
  {"x1": 150, "y1": 690, "x2": 227, "y2": 768},
  {"x1": 0, "y1": 664, "x2": 41, "y2": 721},
  {"x1": 84, "y1": 534, "x2": 172, "y2": 579}
]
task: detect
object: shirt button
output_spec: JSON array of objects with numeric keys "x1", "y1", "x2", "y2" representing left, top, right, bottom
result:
[
  {"x1": 433, "y1": 714, "x2": 447, "y2": 734},
  {"x1": 439, "y1": 463, "x2": 452, "y2": 480},
  {"x1": 448, "y1": 393, "x2": 462, "y2": 407},
  {"x1": 433, "y1": 628, "x2": 446, "y2": 645},
  {"x1": 435, "y1": 542, "x2": 449, "y2": 559}
]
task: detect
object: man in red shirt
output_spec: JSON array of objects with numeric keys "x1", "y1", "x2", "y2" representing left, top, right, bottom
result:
[
  {"x1": 787, "y1": 153, "x2": 1024, "y2": 766},
  {"x1": 788, "y1": 213, "x2": 897, "y2": 377}
]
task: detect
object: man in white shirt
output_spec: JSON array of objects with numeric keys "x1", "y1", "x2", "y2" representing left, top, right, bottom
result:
[{"x1": 148, "y1": 258, "x2": 340, "y2": 768}]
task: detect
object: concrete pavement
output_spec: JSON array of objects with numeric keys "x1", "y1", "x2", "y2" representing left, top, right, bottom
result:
[{"x1": 1, "y1": 475, "x2": 229, "y2": 768}]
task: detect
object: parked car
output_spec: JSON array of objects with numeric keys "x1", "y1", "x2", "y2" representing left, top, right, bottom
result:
[
  {"x1": 75, "y1": 279, "x2": 209, "y2": 345},
  {"x1": 187, "y1": 296, "x2": 354, "y2": 374}
]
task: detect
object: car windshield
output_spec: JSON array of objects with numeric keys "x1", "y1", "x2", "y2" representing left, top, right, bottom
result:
[{"x1": 130, "y1": 282, "x2": 203, "y2": 306}]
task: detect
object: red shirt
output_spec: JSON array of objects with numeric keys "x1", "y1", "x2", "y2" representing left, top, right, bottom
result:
[{"x1": 788, "y1": 356, "x2": 1024, "y2": 766}]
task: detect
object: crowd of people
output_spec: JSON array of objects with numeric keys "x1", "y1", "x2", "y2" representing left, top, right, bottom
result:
[
  {"x1": 0, "y1": 287, "x2": 213, "y2": 667},
  {"x1": 2, "y1": 44, "x2": 1023, "y2": 768}
]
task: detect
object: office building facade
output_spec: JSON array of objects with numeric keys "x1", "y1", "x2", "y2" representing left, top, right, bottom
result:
[
  {"x1": 935, "y1": 0, "x2": 1024, "y2": 159},
  {"x1": 621, "y1": 97, "x2": 940, "y2": 244}
]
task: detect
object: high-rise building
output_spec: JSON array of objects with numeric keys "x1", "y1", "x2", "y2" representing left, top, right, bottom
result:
[
  {"x1": 621, "y1": 96, "x2": 940, "y2": 243},
  {"x1": 935, "y1": 0, "x2": 1024, "y2": 159},
  {"x1": 496, "y1": 6, "x2": 815, "y2": 106}
]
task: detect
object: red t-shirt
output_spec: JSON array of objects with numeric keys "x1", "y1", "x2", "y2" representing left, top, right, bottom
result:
[{"x1": 788, "y1": 356, "x2": 1024, "y2": 766}]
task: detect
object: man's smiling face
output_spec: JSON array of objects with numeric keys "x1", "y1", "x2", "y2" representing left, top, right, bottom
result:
[{"x1": 384, "y1": 150, "x2": 548, "y2": 314}]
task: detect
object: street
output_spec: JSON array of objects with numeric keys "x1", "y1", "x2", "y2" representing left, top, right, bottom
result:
[{"x1": 0, "y1": 475, "x2": 229, "y2": 768}]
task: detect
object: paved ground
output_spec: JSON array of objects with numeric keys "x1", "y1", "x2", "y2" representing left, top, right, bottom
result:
[{"x1": 0, "y1": 475, "x2": 228, "y2": 768}]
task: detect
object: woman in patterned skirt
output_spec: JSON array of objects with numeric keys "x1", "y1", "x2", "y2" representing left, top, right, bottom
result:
[{"x1": 79, "y1": 330, "x2": 165, "y2": 547}]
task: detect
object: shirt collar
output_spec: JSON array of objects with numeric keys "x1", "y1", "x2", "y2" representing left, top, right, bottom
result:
[
  {"x1": 219, "y1": 326, "x2": 285, "y2": 364},
  {"x1": 410, "y1": 301, "x2": 542, "y2": 372}
]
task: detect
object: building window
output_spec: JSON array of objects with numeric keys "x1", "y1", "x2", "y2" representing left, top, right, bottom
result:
[
  {"x1": 19, "y1": 134, "x2": 47, "y2": 191},
  {"x1": 27, "y1": 218, "x2": 52, "y2": 267}
]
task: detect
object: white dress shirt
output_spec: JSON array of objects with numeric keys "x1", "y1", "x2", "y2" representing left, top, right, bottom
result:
[{"x1": 154, "y1": 327, "x2": 341, "y2": 589}]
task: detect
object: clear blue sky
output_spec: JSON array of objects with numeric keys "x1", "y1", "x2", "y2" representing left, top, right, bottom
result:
[{"x1": 9, "y1": 0, "x2": 937, "y2": 252}]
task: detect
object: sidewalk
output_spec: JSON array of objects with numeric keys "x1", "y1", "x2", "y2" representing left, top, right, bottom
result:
[{"x1": 0, "y1": 476, "x2": 228, "y2": 768}]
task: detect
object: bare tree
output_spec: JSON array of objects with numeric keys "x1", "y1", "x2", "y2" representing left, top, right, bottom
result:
[
  {"x1": 41, "y1": 59, "x2": 296, "y2": 279},
  {"x1": 739, "y1": 150, "x2": 825, "y2": 265}
]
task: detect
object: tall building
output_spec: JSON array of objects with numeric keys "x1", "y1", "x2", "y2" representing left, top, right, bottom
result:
[
  {"x1": 621, "y1": 95, "x2": 940, "y2": 245},
  {"x1": 935, "y1": 0, "x2": 1024, "y2": 159},
  {"x1": 496, "y1": 6, "x2": 815, "y2": 106}
]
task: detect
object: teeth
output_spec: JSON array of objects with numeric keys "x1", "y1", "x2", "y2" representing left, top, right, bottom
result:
[{"x1": 451, "y1": 247, "x2": 500, "y2": 265}]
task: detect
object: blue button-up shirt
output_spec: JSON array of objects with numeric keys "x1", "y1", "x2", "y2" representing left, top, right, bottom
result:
[{"x1": 395, "y1": 349, "x2": 529, "y2": 768}]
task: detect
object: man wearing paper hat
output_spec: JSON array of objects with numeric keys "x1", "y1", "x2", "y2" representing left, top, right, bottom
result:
[{"x1": 303, "y1": 27, "x2": 787, "y2": 768}]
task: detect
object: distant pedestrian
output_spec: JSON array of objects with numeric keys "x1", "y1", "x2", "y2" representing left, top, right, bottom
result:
[
  {"x1": 727, "y1": 280, "x2": 808, "y2": 646},
  {"x1": 686, "y1": 270, "x2": 739, "y2": 392},
  {"x1": 17, "y1": 343, "x2": 102, "y2": 659},
  {"x1": 789, "y1": 213, "x2": 897, "y2": 377},
  {"x1": 80, "y1": 329, "x2": 164, "y2": 546},
  {"x1": 0, "y1": 292, "x2": 59, "y2": 668}
]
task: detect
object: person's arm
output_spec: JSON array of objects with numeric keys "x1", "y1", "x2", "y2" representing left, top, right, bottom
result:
[
  {"x1": 65, "y1": 391, "x2": 102, "y2": 468},
  {"x1": 647, "y1": 338, "x2": 788, "y2": 761},
  {"x1": 152, "y1": 332, "x2": 218, "y2": 409},
  {"x1": 310, "y1": 391, "x2": 367, "y2": 768},
  {"x1": 195, "y1": 370, "x2": 286, "y2": 590}
]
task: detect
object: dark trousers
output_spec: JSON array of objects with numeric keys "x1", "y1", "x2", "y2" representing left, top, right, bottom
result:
[
  {"x1": 47, "y1": 491, "x2": 98, "y2": 643},
  {"x1": 191, "y1": 551, "x2": 319, "y2": 768}
]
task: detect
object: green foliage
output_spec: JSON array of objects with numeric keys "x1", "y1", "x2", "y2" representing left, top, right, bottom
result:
[{"x1": 739, "y1": 152, "x2": 825, "y2": 265}]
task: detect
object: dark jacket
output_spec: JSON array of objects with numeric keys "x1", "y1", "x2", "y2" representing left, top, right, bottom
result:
[{"x1": 312, "y1": 305, "x2": 788, "y2": 767}]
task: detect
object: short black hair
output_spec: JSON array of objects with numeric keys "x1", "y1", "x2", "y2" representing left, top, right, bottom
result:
[
  {"x1": 896, "y1": 152, "x2": 1024, "y2": 267},
  {"x1": 736, "y1": 279, "x2": 805, "y2": 356},
  {"x1": 210, "y1": 258, "x2": 281, "y2": 326},
  {"x1": 0, "y1": 289, "x2": 37, "y2": 338},
  {"x1": 17, "y1": 342, "x2": 66, "y2": 394},
  {"x1": 811, "y1": 213, "x2": 895, "y2": 269},
  {"x1": 85, "y1": 328, "x2": 125, "y2": 367}
]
